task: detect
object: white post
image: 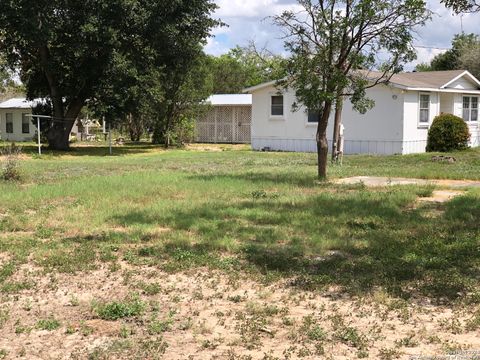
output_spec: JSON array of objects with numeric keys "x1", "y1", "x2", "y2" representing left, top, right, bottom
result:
[
  {"x1": 37, "y1": 116, "x2": 41, "y2": 156},
  {"x1": 108, "y1": 121, "x2": 112, "y2": 155},
  {"x1": 102, "y1": 116, "x2": 106, "y2": 133}
]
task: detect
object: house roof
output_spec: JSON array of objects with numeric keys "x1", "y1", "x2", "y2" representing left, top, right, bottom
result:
[
  {"x1": 243, "y1": 70, "x2": 480, "y2": 93},
  {"x1": 0, "y1": 97, "x2": 44, "y2": 109},
  {"x1": 205, "y1": 94, "x2": 252, "y2": 106},
  {"x1": 366, "y1": 70, "x2": 480, "y2": 89}
]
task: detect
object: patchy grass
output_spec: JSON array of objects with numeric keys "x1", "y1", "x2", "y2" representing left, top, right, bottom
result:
[
  {"x1": 92, "y1": 296, "x2": 146, "y2": 321},
  {"x1": 0, "y1": 143, "x2": 479, "y2": 358}
]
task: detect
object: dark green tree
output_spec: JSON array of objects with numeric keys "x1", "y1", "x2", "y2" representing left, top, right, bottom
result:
[
  {"x1": 152, "y1": 52, "x2": 214, "y2": 146},
  {"x1": 208, "y1": 44, "x2": 286, "y2": 94},
  {"x1": 442, "y1": 0, "x2": 479, "y2": 12},
  {"x1": 0, "y1": 0, "x2": 218, "y2": 150},
  {"x1": 422, "y1": 34, "x2": 479, "y2": 72},
  {"x1": 273, "y1": 0, "x2": 430, "y2": 178}
]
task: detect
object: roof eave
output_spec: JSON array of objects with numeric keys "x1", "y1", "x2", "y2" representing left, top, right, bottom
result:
[
  {"x1": 403, "y1": 87, "x2": 480, "y2": 94},
  {"x1": 440, "y1": 70, "x2": 480, "y2": 89},
  {"x1": 242, "y1": 80, "x2": 281, "y2": 93}
]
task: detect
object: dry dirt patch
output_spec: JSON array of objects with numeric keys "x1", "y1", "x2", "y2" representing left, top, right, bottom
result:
[
  {"x1": 335, "y1": 176, "x2": 480, "y2": 189},
  {"x1": 0, "y1": 261, "x2": 479, "y2": 359}
]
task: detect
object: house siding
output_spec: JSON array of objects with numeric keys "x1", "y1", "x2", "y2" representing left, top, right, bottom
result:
[
  {"x1": 402, "y1": 90, "x2": 480, "y2": 153},
  {"x1": 0, "y1": 109, "x2": 36, "y2": 142},
  {"x1": 251, "y1": 84, "x2": 405, "y2": 155}
]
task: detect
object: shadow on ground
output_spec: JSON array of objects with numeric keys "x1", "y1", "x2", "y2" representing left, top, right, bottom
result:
[
  {"x1": 3, "y1": 143, "x2": 160, "y2": 157},
  {"x1": 110, "y1": 187, "x2": 480, "y2": 302}
]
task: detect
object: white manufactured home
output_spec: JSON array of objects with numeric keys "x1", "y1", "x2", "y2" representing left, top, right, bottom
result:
[
  {"x1": 0, "y1": 98, "x2": 41, "y2": 142},
  {"x1": 244, "y1": 70, "x2": 480, "y2": 155},
  {"x1": 196, "y1": 94, "x2": 252, "y2": 144}
]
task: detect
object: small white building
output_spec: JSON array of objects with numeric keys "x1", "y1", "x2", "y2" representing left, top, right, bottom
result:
[
  {"x1": 0, "y1": 98, "x2": 41, "y2": 142},
  {"x1": 196, "y1": 94, "x2": 252, "y2": 144},
  {"x1": 245, "y1": 70, "x2": 480, "y2": 155},
  {"x1": 0, "y1": 97, "x2": 81, "y2": 143}
]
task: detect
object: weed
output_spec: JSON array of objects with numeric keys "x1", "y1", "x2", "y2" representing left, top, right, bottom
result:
[
  {"x1": 1, "y1": 143, "x2": 22, "y2": 181},
  {"x1": 465, "y1": 310, "x2": 480, "y2": 331},
  {"x1": 0, "y1": 307, "x2": 9, "y2": 329},
  {"x1": 36, "y1": 317, "x2": 61, "y2": 331},
  {"x1": 378, "y1": 347, "x2": 402, "y2": 360},
  {"x1": 93, "y1": 295, "x2": 145, "y2": 320}
]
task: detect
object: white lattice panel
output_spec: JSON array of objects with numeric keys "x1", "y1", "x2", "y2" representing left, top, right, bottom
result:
[{"x1": 196, "y1": 105, "x2": 251, "y2": 143}]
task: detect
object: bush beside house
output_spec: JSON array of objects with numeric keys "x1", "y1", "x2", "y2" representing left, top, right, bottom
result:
[{"x1": 426, "y1": 114, "x2": 471, "y2": 152}]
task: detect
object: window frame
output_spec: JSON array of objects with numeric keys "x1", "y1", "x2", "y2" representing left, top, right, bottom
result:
[
  {"x1": 462, "y1": 95, "x2": 479, "y2": 123},
  {"x1": 5, "y1": 113, "x2": 13, "y2": 134},
  {"x1": 418, "y1": 92, "x2": 431, "y2": 126},
  {"x1": 22, "y1": 113, "x2": 30, "y2": 134},
  {"x1": 270, "y1": 94, "x2": 284, "y2": 118},
  {"x1": 306, "y1": 109, "x2": 320, "y2": 125}
]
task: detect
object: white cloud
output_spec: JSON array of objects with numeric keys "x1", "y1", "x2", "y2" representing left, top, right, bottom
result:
[
  {"x1": 208, "y1": 0, "x2": 480, "y2": 69},
  {"x1": 214, "y1": 0, "x2": 301, "y2": 18}
]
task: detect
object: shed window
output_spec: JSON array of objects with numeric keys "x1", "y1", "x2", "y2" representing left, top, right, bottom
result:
[
  {"x1": 307, "y1": 110, "x2": 319, "y2": 123},
  {"x1": 22, "y1": 113, "x2": 30, "y2": 133},
  {"x1": 419, "y1": 94, "x2": 430, "y2": 123},
  {"x1": 5, "y1": 113, "x2": 13, "y2": 134},
  {"x1": 463, "y1": 96, "x2": 478, "y2": 122},
  {"x1": 271, "y1": 95, "x2": 284, "y2": 116}
]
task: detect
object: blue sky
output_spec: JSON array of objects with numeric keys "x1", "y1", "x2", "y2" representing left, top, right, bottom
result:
[{"x1": 205, "y1": 0, "x2": 480, "y2": 69}]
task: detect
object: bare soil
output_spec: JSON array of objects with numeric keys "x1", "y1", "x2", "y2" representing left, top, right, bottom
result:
[{"x1": 0, "y1": 261, "x2": 479, "y2": 360}]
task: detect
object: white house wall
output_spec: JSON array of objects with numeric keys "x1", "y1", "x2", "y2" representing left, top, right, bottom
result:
[
  {"x1": 448, "y1": 77, "x2": 479, "y2": 90},
  {"x1": 402, "y1": 91, "x2": 440, "y2": 154},
  {"x1": 251, "y1": 84, "x2": 405, "y2": 155},
  {"x1": 402, "y1": 90, "x2": 479, "y2": 153},
  {"x1": 0, "y1": 109, "x2": 37, "y2": 142}
]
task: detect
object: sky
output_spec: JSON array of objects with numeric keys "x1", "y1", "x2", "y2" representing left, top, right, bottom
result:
[{"x1": 205, "y1": 0, "x2": 480, "y2": 69}]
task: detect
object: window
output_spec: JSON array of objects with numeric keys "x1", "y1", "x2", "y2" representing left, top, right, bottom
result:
[
  {"x1": 463, "y1": 96, "x2": 478, "y2": 122},
  {"x1": 5, "y1": 113, "x2": 13, "y2": 134},
  {"x1": 22, "y1": 113, "x2": 30, "y2": 133},
  {"x1": 271, "y1": 95, "x2": 284, "y2": 116},
  {"x1": 307, "y1": 110, "x2": 319, "y2": 123},
  {"x1": 419, "y1": 93, "x2": 430, "y2": 124}
]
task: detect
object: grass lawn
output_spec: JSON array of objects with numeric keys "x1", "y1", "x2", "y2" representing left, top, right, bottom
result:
[{"x1": 0, "y1": 143, "x2": 479, "y2": 359}]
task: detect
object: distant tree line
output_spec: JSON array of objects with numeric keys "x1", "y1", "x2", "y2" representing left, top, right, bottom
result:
[{"x1": 416, "y1": 33, "x2": 480, "y2": 79}]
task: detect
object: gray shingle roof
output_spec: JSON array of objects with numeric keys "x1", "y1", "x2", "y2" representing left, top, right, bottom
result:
[{"x1": 365, "y1": 70, "x2": 478, "y2": 89}]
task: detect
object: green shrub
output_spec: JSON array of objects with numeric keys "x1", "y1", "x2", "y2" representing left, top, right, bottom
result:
[
  {"x1": 168, "y1": 116, "x2": 195, "y2": 147},
  {"x1": 426, "y1": 113, "x2": 470, "y2": 152}
]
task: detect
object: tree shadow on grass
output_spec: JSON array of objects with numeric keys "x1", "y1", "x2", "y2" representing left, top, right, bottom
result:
[
  {"x1": 2, "y1": 143, "x2": 160, "y2": 157},
  {"x1": 109, "y1": 191, "x2": 480, "y2": 302},
  {"x1": 189, "y1": 172, "x2": 321, "y2": 188}
]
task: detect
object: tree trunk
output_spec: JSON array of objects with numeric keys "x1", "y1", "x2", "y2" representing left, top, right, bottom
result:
[
  {"x1": 331, "y1": 96, "x2": 343, "y2": 163},
  {"x1": 46, "y1": 98, "x2": 85, "y2": 150},
  {"x1": 46, "y1": 123, "x2": 72, "y2": 150},
  {"x1": 316, "y1": 100, "x2": 332, "y2": 179}
]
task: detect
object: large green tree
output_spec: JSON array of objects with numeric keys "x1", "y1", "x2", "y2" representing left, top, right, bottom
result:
[
  {"x1": 0, "y1": 0, "x2": 218, "y2": 150},
  {"x1": 208, "y1": 44, "x2": 286, "y2": 94},
  {"x1": 273, "y1": 0, "x2": 430, "y2": 178},
  {"x1": 416, "y1": 33, "x2": 480, "y2": 72}
]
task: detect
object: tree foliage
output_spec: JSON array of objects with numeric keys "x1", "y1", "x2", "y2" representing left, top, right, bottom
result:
[
  {"x1": 415, "y1": 33, "x2": 480, "y2": 73},
  {"x1": 273, "y1": 0, "x2": 430, "y2": 178},
  {"x1": 207, "y1": 44, "x2": 286, "y2": 94},
  {"x1": 0, "y1": 0, "x2": 219, "y2": 150},
  {"x1": 459, "y1": 42, "x2": 480, "y2": 79},
  {"x1": 442, "y1": 0, "x2": 480, "y2": 12}
]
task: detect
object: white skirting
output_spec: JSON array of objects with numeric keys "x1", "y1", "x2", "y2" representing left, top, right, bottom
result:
[
  {"x1": 252, "y1": 137, "x2": 403, "y2": 155},
  {"x1": 252, "y1": 136, "x2": 480, "y2": 155}
]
